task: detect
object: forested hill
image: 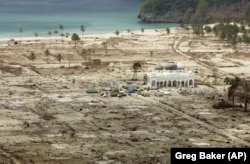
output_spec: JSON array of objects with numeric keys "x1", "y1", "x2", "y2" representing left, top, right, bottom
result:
[{"x1": 138, "y1": 0, "x2": 250, "y2": 23}]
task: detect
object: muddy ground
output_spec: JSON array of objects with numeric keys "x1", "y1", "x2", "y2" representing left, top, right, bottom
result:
[{"x1": 0, "y1": 29, "x2": 250, "y2": 163}]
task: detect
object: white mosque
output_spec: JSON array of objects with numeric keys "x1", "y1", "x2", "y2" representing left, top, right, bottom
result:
[{"x1": 145, "y1": 62, "x2": 194, "y2": 89}]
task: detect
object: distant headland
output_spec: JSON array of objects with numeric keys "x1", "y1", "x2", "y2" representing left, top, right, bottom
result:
[{"x1": 138, "y1": 0, "x2": 250, "y2": 24}]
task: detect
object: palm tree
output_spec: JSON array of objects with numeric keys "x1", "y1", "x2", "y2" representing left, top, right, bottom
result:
[
  {"x1": 59, "y1": 24, "x2": 64, "y2": 44},
  {"x1": 60, "y1": 33, "x2": 65, "y2": 48},
  {"x1": 54, "y1": 30, "x2": 59, "y2": 42},
  {"x1": 237, "y1": 79, "x2": 250, "y2": 112},
  {"x1": 141, "y1": 28, "x2": 144, "y2": 34},
  {"x1": 65, "y1": 32, "x2": 70, "y2": 38},
  {"x1": 80, "y1": 25, "x2": 85, "y2": 38},
  {"x1": 81, "y1": 49, "x2": 87, "y2": 59},
  {"x1": 56, "y1": 53, "x2": 63, "y2": 64},
  {"x1": 48, "y1": 30, "x2": 52, "y2": 42},
  {"x1": 93, "y1": 59, "x2": 101, "y2": 68},
  {"x1": 115, "y1": 30, "x2": 119, "y2": 37},
  {"x1": 59, "y1": 24, "x2": 64, "y2": 31},
  {"x1": 166, "y1": 27, "x2": 170, "y2": 46},
  {"x1": 34, "y1": 32, "x2": 38, "y2": 49},
  {"x1": 224, "y1": 77, "x2": 241, "y2": 109},
  {"x1": 149, "y1": 50, "x2": 153, "y2": 60},
  {"x1": 29, "y1": 52, "x2": 36, "y2": 61},
  {"x1": 127, "y1": 29, "x2": 131, "y2": 34},
  {"x1": 183, "y1": 7, "x2": 193, "y2": 27},
  {"x1": 44, "y1": 49, "x2": 50, "y2": 56},
  {"x1": 81, "y1": 49, "x2": 90, "y2": 68},
  {"x1": 141, "y1": 28, "x2": 145, "y2": 42},
  {"x1": 19, "y1": 27, "x2": 23, "y2": 42},
  {"x1": 71, "y1": 33, "x2": 80, "y2": 47},
  {"x1": 246, "y1": 4, "x2": 250, "y2": 23},
  {"x1": 166, "y1": 27, "x2": 170, "y2": 34},
  {"x1": 101, "y1": 42, "x2": 108, "y2": 55}
]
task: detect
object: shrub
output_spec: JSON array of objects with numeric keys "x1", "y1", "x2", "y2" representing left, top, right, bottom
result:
[
  {"x1": 44, "y1": 49, "x2": 50, "y2": 56},
  {"x1": 28, "y1": 52, "x2": 36, "y2": 61},
  {"x1": 93, "y1": 59, "x2": 101, "y2": 66},
  {"x1": 212, "y1": 99, "x2": 233, "y2": 109}
]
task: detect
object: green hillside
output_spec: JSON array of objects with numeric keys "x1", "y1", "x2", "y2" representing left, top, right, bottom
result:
[{"x1": 138, "y1": 0, "x2": 250, "y2": 23}]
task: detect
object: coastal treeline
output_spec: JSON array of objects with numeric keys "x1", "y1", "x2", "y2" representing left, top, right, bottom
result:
[
  {"x1": 141, "y1": 0, "x2": 250, "y2": 16},
  {"x1": 139, "y1": 0, "x2": 250, "y2": 23}
]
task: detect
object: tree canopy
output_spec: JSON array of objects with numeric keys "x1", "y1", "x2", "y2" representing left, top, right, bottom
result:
[
  {"x1": 140, "y1": 0, "x2": 250, "y2": 23},
  {"x1": 71, "y1": 33, "x2": 80, "y2": 46},
  {"x1": 224, "y1": 77, "x2": 250, "y2": 111}
]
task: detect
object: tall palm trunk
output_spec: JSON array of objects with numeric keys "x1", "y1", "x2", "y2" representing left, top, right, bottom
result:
[{"x1": 244, "y1": 102, "x2": 248, "y2": 112}]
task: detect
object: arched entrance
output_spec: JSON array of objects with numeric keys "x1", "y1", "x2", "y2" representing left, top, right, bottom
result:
[
  {"x1": 189, "y1": 80, "x2": 193, "y2": 86},
  {"x1": 181, "y1": 81, "x2": 185, "y2": 87},
  {"x1": 168, "y1": 81, "x2": 171, "y2": 87},
  {"x1": 152, "y1": 80, "x2": 156, "y2": 87},
  {"x1": 173, "y1": 80, "x2": 177, "y2": 87},
  {"x1": 160, "y1": 82, "x2": 164, "y2": 88}
]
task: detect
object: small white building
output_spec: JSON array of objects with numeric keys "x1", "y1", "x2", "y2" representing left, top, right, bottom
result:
[{"x1": 145, "y1": 62, "x2": 194, "y2": 89}]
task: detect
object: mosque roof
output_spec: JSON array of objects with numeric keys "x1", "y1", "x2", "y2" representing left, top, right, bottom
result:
[{"x1": 154, "y1": 62, "x2": 184, "y2": 70}]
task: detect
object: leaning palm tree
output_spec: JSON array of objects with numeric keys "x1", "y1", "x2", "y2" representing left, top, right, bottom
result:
[{"x1": 80, "y1": 25, "x2": 85, "y2": 38}]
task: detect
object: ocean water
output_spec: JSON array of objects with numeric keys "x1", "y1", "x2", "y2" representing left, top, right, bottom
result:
[{"x1": 0, "y1": 0, "x2": 178, "y2": 38}]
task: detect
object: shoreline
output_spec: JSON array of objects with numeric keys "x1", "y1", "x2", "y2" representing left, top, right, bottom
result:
[
  {"x1": 0, "y1": 23, "x2": 180, "y2": 41},
  {"x1": 0, "y1": 28, "x2": 177, "y2": 46}
]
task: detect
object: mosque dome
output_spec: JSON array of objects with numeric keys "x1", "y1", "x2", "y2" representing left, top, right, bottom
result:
[
  {"x1": 177, "y1": 63, "x2": 184, "y2": 70},
  {"x1": 163, "y1": 62, "x2": 177, "y2": 70},
  {"x1": 154, "y1": 64, "x2": 163, "y2": 70}
]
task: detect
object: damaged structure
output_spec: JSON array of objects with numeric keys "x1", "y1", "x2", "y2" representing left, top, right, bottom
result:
[{"x1": 145, "y1": 62, "x2": 194, "y2": 89}]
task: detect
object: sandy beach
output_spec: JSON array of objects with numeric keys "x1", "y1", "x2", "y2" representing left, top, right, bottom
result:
[{"x1": 0, "y1": 26, "x2": 250, "y2": 163}]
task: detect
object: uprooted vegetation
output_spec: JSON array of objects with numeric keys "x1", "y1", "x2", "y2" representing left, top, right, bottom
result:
[{"x1": 0, "y1": 64, "x2": 22, "y2": 76}]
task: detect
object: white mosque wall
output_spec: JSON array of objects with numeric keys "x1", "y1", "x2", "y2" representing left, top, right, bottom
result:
[{"x1": 146, "y1": 67, "x2": 194, "y2": 89}]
